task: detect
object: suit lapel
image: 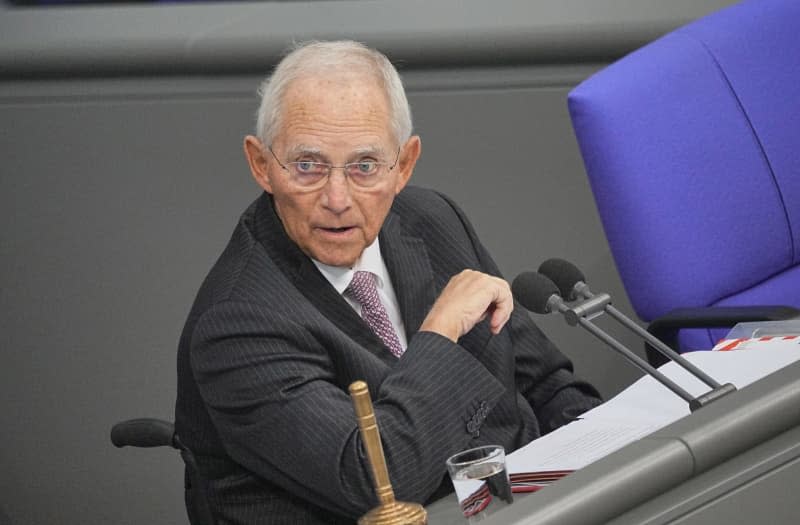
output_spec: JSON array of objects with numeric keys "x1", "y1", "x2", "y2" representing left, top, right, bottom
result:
[
  {"x1": 294, "y1": 258, "x2": 394, "y2": 359},
  {"x1": 379, "y1": 211, "x2": 437, "y2": 337},
  {"x1": 252, "y1": 193, "x2": 398, "y2": 363}
]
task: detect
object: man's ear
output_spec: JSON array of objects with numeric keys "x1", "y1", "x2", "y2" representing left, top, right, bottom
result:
[
  {"x1": 394, "y1": 135, "x2": 421, "y2": 194},
  {"x1": 243, "y1": 135, "x2": 273, "y2": 193}
]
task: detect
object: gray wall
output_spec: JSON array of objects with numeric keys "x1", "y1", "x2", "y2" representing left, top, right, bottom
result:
[{"x1": 0, "y1": 1, "x2": 736, "y2": 524}]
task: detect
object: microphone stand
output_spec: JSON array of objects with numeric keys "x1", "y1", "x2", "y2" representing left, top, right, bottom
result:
[{"x1": 545, "y1": 293, "x2": 736, "y2": 412}]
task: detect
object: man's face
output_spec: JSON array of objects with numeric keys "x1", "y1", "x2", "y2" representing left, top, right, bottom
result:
[{"x1": 245, "y1": 75, "x2": 419, "y2": 268}]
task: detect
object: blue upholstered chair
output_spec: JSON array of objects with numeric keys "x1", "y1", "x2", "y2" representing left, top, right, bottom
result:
[{"x1": 567, "y1": 0, "x2": 800, "y2": 364}]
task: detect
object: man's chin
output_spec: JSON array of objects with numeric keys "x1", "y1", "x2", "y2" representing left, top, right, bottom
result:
[{"x1": 308, "y1": 247, "x2": 362, "y2": 268}]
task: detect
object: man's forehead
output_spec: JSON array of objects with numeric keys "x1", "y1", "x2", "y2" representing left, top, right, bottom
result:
[
  {"x1": 284, "y1": 71, "x2": 385, "y2": 101},
  {"x1": 274, "y1": 76, "x2": 394, "y2": 151}
]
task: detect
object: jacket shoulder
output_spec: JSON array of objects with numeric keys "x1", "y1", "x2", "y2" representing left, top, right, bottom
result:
[
  {"x1": 188, "y1": 198, "x2": 271, "y2": 310},
  {"x1": 392, "y1": 186, "x2": 467, "y2": 225}
]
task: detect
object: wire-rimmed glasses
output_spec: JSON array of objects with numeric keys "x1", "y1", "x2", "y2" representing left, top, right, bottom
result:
[{"x1": 267, "y1": 146, "x2": 401, "y2": 189}]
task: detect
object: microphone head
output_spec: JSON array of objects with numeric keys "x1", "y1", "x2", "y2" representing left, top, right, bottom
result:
[
  {"x1": 538, "y1": 258, "x2": 586, "y2": 300},
  {"x1": 511, "y1": 271, "x2": 560, "y2": 314}
]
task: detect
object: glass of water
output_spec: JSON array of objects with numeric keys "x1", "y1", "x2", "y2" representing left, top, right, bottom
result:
[{"x1": 446, "y1": 445, "x2": 513, "y2": 521}]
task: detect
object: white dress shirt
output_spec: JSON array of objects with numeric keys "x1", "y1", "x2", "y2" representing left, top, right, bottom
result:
[{"x1": 312, "y1": 238, "x2": 409, "y2": 351}]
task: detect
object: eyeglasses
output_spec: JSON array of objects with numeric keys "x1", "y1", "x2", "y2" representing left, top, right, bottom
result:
[{"x1": 267, "y1": 145, "x2": 401, "y2": 189}]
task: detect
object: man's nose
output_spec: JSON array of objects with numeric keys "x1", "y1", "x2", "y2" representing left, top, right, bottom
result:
[{"x1": 320, "y1": 169, "x2": 353, "y2": 213}]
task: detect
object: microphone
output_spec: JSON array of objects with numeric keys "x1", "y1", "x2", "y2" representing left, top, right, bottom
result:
[
  {"x1": 512, "y1": 267, "x2": 736, "y2": 412},
  {"x1": 511, "y1": 271, "x2": 564, "y2": 315},
  {"x1": 513, "y1": 269, "x2": 614, "y2": 327},
  {"x1": 538, "y1": 258, "x2": 591, "y2": 301}
]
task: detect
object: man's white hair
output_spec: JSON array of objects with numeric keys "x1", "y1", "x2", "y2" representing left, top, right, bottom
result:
[{"x1": 255, "y1": 40, "x2": 413, "y2": 146}]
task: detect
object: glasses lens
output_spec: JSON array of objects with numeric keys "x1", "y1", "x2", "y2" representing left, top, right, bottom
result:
[
  {"x1": 345, "y1": 161, "x2": 383, "y2": 188},
  {"x1": 290, "y1": 162, "x2": 328, "y2": 187}
]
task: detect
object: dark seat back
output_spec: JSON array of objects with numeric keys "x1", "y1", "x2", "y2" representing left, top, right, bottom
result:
[{"x1": 111, "y1": 418, "x2": 216, "y2": 525}]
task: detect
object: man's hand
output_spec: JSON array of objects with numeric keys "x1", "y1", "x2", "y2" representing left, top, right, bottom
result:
[{"x1": 419, "y1": 270, "x2": 513, "y2": 342}]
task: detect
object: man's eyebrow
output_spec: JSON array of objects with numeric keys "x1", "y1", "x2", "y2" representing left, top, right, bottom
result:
[
  {"x1": 352, "y1": 146, "x2": 386, "y2": 157},
  {"x1": 287, "y1": 145, "x2": 323, "y2": 157},
  {"x1": 286, "y1": 145, "x2": 387, "y2": 159}
]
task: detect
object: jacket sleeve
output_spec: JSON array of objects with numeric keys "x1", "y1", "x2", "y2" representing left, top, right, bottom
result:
[
  {"x1": 189, "y1": 300, "x2": 507, "y2": 519},
  {"x1": 433, "y1": 191, "x2": 603, "y2": 434}
]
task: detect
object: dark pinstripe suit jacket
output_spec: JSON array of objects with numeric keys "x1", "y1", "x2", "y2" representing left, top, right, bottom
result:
[{"x1": 175, "y1": 186, "x2": 601, "y2": 524}]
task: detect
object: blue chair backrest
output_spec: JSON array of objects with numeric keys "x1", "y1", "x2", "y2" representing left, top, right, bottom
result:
[{"x1": 568, "y1": 0, "x2": 800, "y2": 350}]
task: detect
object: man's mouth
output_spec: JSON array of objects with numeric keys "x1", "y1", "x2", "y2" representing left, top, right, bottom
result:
[{"x1": 319, "y1": 226, "x2": 355, "y2": 234}]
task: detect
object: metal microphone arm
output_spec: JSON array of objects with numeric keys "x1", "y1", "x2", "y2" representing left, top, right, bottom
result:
[
  {"x1": 561, "y1": 285, "x2": 736, "y2": 411},
  {"x1": 578, "y1": 316, "x2": 696, "y2": 406},
  {"x1": 573, "y1": 283, "x2": 727, "y2": 390},
  {"x1": 535, "y1": 259, "x2": 737, "y2": 410},
  {"x1": 546, "y1": 292, "x2": 733, "y2": 411}
]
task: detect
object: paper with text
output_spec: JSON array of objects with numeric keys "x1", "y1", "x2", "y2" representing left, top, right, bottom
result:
[{"x1": 507, "y1": 342, "x2": 800, "y2": 476}]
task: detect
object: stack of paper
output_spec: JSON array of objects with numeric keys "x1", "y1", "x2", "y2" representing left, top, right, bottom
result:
[{"x1": 507, "y1": 339, "x2": 800, "y2": 485}]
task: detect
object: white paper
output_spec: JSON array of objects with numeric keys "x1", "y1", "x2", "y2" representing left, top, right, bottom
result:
[
  {"x1": 507, "y1": 341, "x2": 800, "y2": 475},
  {"x1": 506, "y1": 418, "x2": 662, "y2": 473}
]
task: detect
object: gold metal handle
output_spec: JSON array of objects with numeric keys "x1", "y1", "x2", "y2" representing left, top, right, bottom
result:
[
  {"x1": 350, "y1": 380, "x2": 395, "y2": 505},
  {"x1": 349, "y1": 380, "x2": 427, "y2": 525}
]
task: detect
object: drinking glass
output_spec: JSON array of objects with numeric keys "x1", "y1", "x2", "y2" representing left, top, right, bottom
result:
[{"x1": 446, "y1": 445, "x2": 513, "y2": 522}]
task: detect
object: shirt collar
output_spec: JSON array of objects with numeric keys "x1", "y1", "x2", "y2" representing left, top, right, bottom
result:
[{"x1": 312, "y1": 238, "x2": 388, "y2": 294}]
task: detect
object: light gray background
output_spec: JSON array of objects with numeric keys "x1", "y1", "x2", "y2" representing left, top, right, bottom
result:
[{"x1": 0, "y1": 1, "x2": 736, "y2": 523}]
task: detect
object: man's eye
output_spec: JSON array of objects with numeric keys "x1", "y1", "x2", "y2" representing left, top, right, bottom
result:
[
  {"x1": 354, "y1": 161, "x2": 378, "y2": 174},
  {"x1": 295, "y1": 161, "x2": 320, "y2": 174}
]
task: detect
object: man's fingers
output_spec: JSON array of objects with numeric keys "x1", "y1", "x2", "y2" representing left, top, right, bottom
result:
[
  {"x1": 487, "y1": 282, "x2": 514, "y2": 334},
  {"x1": 420, "y1": 270, "x2": 514, "y2": 341}
]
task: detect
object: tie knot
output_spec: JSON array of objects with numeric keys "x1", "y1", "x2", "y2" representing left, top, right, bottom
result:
[{"x1": 346, "y1": 271, "x2": 379, "y2": 306}]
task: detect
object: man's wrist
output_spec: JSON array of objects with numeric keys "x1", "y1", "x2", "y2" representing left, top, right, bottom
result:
[{"x1": 418, "y1": 318, "x2": 460, "y2": 343}]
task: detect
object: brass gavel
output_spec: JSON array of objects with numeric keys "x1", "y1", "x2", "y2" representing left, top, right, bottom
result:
[{"x1": 349, "y1": 380, "x2": 427, "y2": 525}]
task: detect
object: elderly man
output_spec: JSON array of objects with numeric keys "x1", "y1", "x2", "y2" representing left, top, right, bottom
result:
[{"x1": 176, "y1": 40, "x2": 600, "y2": 524}]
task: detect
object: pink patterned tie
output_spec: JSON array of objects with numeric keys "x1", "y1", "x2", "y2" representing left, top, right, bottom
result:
[{"x1": 346, "y1": 271, "x2": 404, "y2": 357}]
